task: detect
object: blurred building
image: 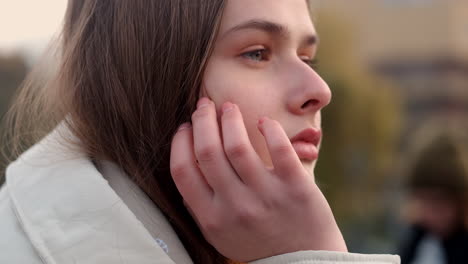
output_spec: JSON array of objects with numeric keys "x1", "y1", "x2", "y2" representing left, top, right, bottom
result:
[{"x1": 311, "y1": 0, "x2": 468, "y2": 144}]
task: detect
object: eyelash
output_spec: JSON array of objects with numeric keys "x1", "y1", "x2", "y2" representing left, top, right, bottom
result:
[
  {"x1": 240, "y1": 48, "x2": 319, "y2": 69},
  {"x1": 303, "y1": 58, "x2": 319, "y2": 70},
  {"x1": 241, "y1": 48, "x2": 271, "y2": 62}
]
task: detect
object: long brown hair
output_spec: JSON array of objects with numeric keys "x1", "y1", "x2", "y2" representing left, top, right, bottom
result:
[{"x1": 4, "y1": 0, "x2": 231, "y2": 263}]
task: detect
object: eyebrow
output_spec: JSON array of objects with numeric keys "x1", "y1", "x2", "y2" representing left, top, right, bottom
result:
[{"x1": 221, "y1": 19, "x2": 319, "y2": 47}]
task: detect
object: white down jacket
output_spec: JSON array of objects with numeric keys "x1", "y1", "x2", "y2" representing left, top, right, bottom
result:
[{"x1": 0, "y1": 127, "x2": 400, "y2": 264}]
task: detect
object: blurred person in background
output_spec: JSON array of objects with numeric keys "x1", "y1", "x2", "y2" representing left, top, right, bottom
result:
[{"x1": 398, "y1": 134, "x2": 468, "y2": 264}]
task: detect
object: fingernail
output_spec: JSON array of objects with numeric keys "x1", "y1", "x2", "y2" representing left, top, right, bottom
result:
[
  {"x1": 222, "y1": 102, "x2": 234, "y2": 114},
  {"x1": 197, "y1": 97, "x2": 210, "y2": 109},
  {"x1": 177, "y1": 122, "x2": 191, "y2": 131}
]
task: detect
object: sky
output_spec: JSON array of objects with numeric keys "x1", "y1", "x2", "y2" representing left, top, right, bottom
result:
[{"x1": 0, "y1": 0, "x2": 67, "y2": 57}]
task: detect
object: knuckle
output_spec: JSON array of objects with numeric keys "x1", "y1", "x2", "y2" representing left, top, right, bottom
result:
[
  {"x1": 272, "y1": 144, "x2": 292, "y2": 157},
  {"x1": 233, "y1": 205, "x2": 259, "y2": 226},
  {"x1": 225, "y1": 143, "x2": 250, "y2": 160},
  {"x1": 201, "y1": 217, "x2": 223, "y2": 234},
  {"x1": 170, "y1": 163, "x2": 191, "y2": 180},
  {"x1": 289, "y1": 185, "x2": 313, "y2": 204},
  {"x1": 196, "y1": 145, "x2": 218, "y2": 162},
  {"x1": 261, "y1": 195, "x2": 283, "y2": 211}
]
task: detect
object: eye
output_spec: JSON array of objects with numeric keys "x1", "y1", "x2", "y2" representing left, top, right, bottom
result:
[
  {"x1": 302, "y1": 57, "x2": 319, "y2": 70},
  {"x1": 241, "y1": 49, "x2": 270, "y2": 62}
]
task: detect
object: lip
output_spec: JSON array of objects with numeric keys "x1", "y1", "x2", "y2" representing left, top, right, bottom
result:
[{"x1": 290, "y1": 128, "x2": 322, "y2": 161}]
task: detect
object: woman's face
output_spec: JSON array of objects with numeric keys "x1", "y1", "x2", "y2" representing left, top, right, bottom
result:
[{"x1": 202, "y1": 0, "x2": 331, "y2": 173}]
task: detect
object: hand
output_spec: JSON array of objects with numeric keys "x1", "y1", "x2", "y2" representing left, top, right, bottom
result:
[{"x1": 170, "y1": 98, "x2": 347, "y2": 262}]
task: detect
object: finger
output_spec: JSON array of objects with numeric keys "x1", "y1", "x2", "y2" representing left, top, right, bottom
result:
[
  {"x1": 258, "y1": 117, "x2": 303, "y2": 180},
  {"x1": 191, "y1": 98, "x2": 242, "y2": 194},
  {"x1": 221, "y1": 102, "x2": 266, "y2": 187},
  {"x1": 170, "y1": 123, "x2": 212, "y2": 211},
  {"x1": 183, "y1": 199, "x2": 203, "y2": 228}
]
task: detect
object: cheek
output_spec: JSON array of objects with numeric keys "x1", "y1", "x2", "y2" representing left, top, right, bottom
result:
[
  {"x1": 202, "y1": 61, "x2": 245, "y2": 104},
  {"x1": 203, "y1": 77, "x2": 275, "y2": 165},
  {"x1": 203, "y1": 63, "x2": 272, "y2": 116},
  {"x1": 202, "y1": 59, "x2": 280, "y2": 165},
  {"x1": 202, "y1": 56, "x2": 278, "y2": 103}
]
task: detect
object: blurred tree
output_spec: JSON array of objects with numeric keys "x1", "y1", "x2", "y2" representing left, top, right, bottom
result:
[
  {"x1": 0, "y1": 53, "x2": 28, "y2": 182},
  {"x1": 312, "y1": 11, "x2": 402, "y2": 251}
]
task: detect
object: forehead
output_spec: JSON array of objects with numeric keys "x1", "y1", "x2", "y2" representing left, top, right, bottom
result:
[{"x1": 220, "y1": 0, "x2": 315, "y2": 35}]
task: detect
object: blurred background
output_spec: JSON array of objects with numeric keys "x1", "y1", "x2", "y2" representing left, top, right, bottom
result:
[{"x1": 1, "y1": 0, "x2": 467, "y2": 262}]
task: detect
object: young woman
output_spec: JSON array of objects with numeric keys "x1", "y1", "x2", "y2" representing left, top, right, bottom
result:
[{"x1": 0, "y1": 0, "x2": 400, "y2": 263}]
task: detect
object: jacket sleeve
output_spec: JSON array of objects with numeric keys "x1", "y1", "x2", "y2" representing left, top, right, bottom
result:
[{"x1": 249, "y1": 250, "x2": 400, "y2": 264}]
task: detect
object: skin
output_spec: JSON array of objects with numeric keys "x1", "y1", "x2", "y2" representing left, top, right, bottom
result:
[
  {"x1": 201, "y1": 0, "x2": 331, "y2": 173},
  {"x1": 171, "y1": 0, "x2": 347, "y2": 261}
]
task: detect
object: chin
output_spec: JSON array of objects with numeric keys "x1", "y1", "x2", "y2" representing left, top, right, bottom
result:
[{"x1": 301, "y1": 160, "x2": 317, "y2": 175}]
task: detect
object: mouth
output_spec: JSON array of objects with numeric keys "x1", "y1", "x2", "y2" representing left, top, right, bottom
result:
[{"x1": 290, "y1": 128, "x2": 322, "y2": 161}]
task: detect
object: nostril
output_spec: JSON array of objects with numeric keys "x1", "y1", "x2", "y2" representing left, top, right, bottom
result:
[{"x1": 301, "y1": 99, "x2": 319, "y2": 109}]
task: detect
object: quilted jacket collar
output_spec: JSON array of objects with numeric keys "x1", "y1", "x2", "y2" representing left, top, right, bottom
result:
[{"x1": 6, "y1": 126, "x2": 175, "y2": 264}]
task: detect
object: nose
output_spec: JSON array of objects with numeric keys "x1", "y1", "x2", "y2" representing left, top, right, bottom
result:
[{"x1": 286, "y1": 64, "x2": 332, "y2": 115}]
